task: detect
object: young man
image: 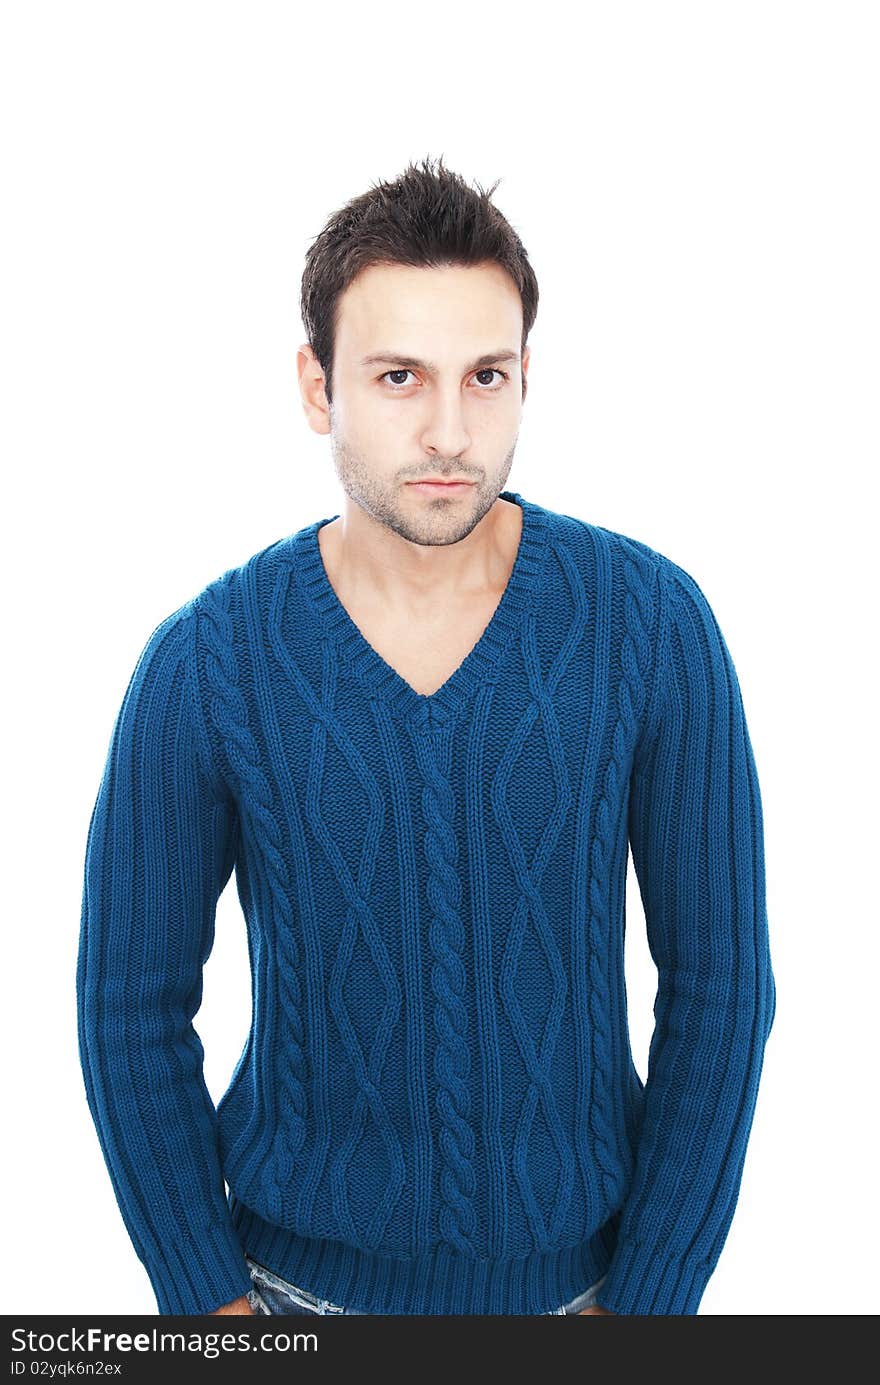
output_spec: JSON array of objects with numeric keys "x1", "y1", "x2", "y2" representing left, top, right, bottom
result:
[{"x1": 77, "y1": 157, "x2": 776, "y2": 1318}]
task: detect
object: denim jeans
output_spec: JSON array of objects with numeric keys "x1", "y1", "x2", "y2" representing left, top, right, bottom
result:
[{"x1": 244, "y1": 1254, "x2": 608, "y2": 1316}]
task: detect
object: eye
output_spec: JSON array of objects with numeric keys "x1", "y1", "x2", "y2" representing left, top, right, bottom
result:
[
  {"x1": 379, "y1": 368, "x2": 510, "y2": 391},
  {"x1": 381, "y1": 369, "x2": 418, "y2": 389},
  {"x1": 472, "y1": 368, "x2": 509, "y2": 390}
]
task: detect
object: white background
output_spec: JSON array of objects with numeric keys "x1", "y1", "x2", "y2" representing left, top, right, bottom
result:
[{"x1": 2, "y1": 0, "x2": 877, "y2": 1316}]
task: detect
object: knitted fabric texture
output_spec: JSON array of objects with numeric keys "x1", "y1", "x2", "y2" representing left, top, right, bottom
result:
[{"x1": 76, "y1": 490, "x2": 776, "y2": 1316}]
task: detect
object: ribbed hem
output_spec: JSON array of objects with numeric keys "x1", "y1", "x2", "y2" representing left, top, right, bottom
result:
[
  {"x1": 229, "y1": 1194, "x2": 619, "y2": 1315},
  {"x1": 594, "y1": 1235, "x2": 714, "y2": 1315},
  {"x1": 146, "y1": 1217, "x2": 254, "y2": 1316}
]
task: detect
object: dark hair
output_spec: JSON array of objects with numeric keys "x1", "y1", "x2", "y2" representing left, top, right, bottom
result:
[{"x1": 300, "y1": 154, "x2": 539, "y2": 406}]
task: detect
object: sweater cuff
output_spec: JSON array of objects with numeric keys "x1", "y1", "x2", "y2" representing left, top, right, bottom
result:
[
  {"x1": 594, "y1": 1235, "x2": 714, "y2": 1315},
  {"x1": 145, "y1": 1217, "x2": 254, "y2": 1315}
]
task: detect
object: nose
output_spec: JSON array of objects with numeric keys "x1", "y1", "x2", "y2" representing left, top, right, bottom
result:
[{"x1": 419, "y1": 383, "x2": 472, "y2": 459}]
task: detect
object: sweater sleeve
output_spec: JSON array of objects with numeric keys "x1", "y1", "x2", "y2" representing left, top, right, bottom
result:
[
  {"x1": 596, "y1": 559, "x2": 777, "y2": 1316},
  {"x1": 76, "y1": 599, "x2": 254, "y2": 1315}
]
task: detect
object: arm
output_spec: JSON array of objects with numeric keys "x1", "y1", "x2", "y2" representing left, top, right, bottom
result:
[
  {"x1": 596, "y1": 559, "x2": 776, "y2": 1315},
  {"x1": 76, "y1": 599, "x2": 255, "y2": 1315}
]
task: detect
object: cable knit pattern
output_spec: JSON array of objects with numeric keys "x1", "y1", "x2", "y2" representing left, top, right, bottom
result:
[
  {"x1": 491, "y1": 558, "x2": 580, "y2": 1247},
  {"x1": 413, "y1": 720, "x2": 477, "y2": 1254},
  {"x1": 587, "y1": 548, "x2": 659, "y2": 1205},
  {"x1": 196, "y1": 576, "x2": 308, "y2": 1223},
  {"x1": 76, "y1": 490, "x2": 775, "y2": 1316}
]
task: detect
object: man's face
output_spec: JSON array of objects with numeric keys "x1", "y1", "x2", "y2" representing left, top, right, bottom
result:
[{"x1": 317, "y1": 261, "x2": 529, "y2": 547}]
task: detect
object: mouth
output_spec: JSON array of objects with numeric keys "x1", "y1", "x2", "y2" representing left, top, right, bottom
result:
[{"x1": 406, "y1": 479, "x2": 475, "y2": 494}]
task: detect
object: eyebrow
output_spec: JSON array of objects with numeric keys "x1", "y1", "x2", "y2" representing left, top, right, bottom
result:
[{"x1": 359, "y1": 349, "x2": 521, "y2": 374}]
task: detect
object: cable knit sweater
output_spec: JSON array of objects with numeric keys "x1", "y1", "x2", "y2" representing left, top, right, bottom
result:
[{"x1": 76, "y1": 489, "x2": 776, "y2": 1317}]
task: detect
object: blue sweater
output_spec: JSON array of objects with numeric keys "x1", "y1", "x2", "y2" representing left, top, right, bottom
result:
[{"x1": 77, "y1": 489, "x2": 775, "y2": 1316}]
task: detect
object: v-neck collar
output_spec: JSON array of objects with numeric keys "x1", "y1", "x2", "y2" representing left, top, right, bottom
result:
[{"x1": 288, "y1": 490, "x2": 550, "y2": 728}]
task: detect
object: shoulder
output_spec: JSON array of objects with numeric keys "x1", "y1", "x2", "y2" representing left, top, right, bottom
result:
[
  {"x1": 540, "y1": 500, "x2": 704, "y2": 604},
  {"x1": 537, "y1": 504, "x2": 732, "y2": 698},
  {"x1": 127, "y1": 598, "x2": 199, "y2": 682},
  {"x1": 190, "y1": 528, "x2": 302, "y2": 611}
]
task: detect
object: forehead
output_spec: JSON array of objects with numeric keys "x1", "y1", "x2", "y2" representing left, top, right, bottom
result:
[{"x1": 334, "y1": 262, "x2": 523, "y2": 355}]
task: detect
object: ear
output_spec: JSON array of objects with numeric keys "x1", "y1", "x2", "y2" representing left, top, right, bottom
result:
[
  {"x1": 297, "y1": 342, "x2": 331, "y2": 436},
  {"x1": 521, "y1": 345, "x2": 530, "y2": 401}
]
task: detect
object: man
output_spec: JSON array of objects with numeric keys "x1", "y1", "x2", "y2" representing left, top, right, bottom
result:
[{"x1": 77, "y1": 156, "x2": 776, "y2": 1317}]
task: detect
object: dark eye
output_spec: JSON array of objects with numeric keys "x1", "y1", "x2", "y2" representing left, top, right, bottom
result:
[
  {"x1": 379, "y1": 367, "x2": 510, "y2": 392},
  {"x1": 473, "y1": 369, "x2": 508, "y2": 389}
]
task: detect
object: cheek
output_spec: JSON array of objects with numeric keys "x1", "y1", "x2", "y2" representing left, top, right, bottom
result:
[
  {"x1": 350, "y1": 391, "x2": 414, "y2": 437},
  {"x1": 467, "y1": 396, "x2": 521, "y2": 435}
]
